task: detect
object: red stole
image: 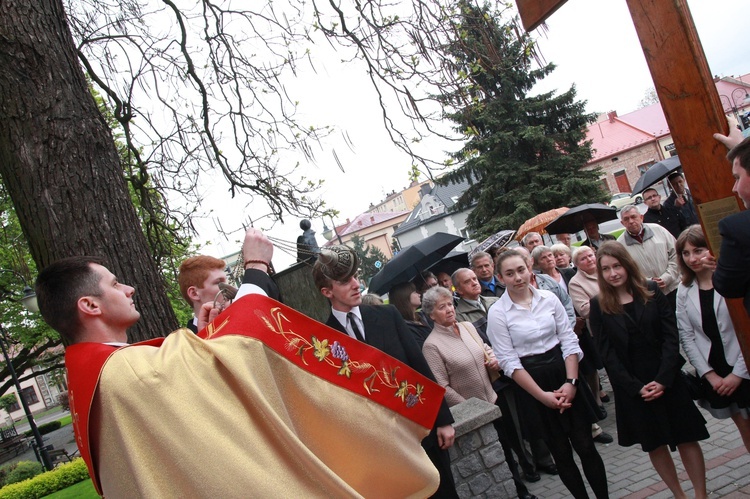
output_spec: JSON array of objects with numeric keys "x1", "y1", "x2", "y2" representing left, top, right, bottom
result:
[{"x1": 66, "y1": 294, "x2": 444, "y2": 493}]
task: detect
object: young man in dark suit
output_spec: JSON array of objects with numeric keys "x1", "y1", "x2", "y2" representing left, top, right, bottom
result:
[
  {"x1": 313, "y1": 246, "x2": 459, "y2": 498},
  {"x1": 713, "y1": 136, "x2": 750, "y2": 317}
]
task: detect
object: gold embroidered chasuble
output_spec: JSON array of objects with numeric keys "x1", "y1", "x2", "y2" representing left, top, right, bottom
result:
[{"x1": 67, "y1": 295, "x2": 443, "y2": 498}]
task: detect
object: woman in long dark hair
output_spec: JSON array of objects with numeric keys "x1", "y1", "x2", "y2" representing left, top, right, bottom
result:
[
  {"x1": 676, "y1": 225, "x2": 750, "y2": 451},
  {"x1": 389, "y1": 281, "x2": 432, "y2": 348},
  {"x1": 488, "y1": 250, "x2": 608, "y2": 499},
  {"x1": 589, "y1": 241, "x2": 708, "y2": 499}
]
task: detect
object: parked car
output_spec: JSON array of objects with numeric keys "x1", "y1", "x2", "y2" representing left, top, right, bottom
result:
[{"x1": 609, "y1": 192, "x2": 643, "y2": 211}]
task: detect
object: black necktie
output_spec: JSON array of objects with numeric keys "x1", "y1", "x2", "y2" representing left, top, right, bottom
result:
[{"x1": 347, "y1": 312, "x2": 364, "y2": 342}]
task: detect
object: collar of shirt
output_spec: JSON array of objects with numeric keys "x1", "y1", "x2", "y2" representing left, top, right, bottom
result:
[
  {"x1": 463, "y1": 297, "x2": 483, "y2": 310},
  {"x1": 499, "y1": 285, "x2": 543, "y2": 312},
  {"x1": 479, "y1": 276, "x2": 497, "y2": 289},
  {"x1": 331, "y1": 306, "x2": 364, "y2": 339}
]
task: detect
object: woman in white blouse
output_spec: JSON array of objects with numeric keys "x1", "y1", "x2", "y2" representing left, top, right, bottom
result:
[{"x1": 487, "y1": 250, "x2": 608, "y2": 499}]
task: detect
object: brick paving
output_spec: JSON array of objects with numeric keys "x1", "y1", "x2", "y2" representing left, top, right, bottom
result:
[{"x1": 524, "y1": 374, "x2": 750, "y2": 498}]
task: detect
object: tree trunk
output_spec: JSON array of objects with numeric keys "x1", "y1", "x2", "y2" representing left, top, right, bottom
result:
[{"x1": 0, "y1": 0, "x2": 177, "y2": 342}]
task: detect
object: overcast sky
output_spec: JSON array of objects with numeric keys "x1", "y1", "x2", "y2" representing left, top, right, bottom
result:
[{"x1": 192, "y1": 0, "x2": 747, "y2": 270}]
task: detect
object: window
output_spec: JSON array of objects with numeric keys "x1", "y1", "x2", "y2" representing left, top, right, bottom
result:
[
  {"x1": 9, "y1": 387, "x2": 40, "y2": 412},
  {"x1": 22, "y1": 387, "x2": 39, "y2": 405},
  {"x1": 637, "y1": 161, "x2": 654, "y2": 176}
]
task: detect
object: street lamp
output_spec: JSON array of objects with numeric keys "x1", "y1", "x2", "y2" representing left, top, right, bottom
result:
[
  {"x1": 0, "y1": 270, "x2": 51, "y2": 471},
  {"x1": 719, "y1": 88, "x2": 750, "y2": 130}
]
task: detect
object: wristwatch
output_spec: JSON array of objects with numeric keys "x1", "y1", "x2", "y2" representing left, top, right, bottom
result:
[{"x1": 565, "y1": 378, "x2": 578, "y2": 387}]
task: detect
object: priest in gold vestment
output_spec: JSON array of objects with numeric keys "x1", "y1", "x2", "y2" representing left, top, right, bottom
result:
[{"x1": 38, "y1": 232, "x2": 444, "y2": 498}]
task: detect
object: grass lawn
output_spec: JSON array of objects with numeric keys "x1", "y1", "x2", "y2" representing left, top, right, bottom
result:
[
  {"x1": 56, "y1": 414, "x2": 72, "y2": 427},
  {"x1": 42, "y1": 479, "x2": 98, "y2": 498}
]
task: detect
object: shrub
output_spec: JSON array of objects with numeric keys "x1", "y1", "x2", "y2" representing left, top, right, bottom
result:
[
  {"x1": 56, "y1": 393, "x2": 69, "y2": 412},
  {"x1": 0, "y1": 459, "x2": 89, "y2": 499},
  {"x1": 3, "y1": 462, "x2": 42, "y2": 486},
  {"x1": 24, "y1": 421, "x2": 61, "y2": 438},
  {"x1": 0, "y1": 463, "x2": 18, "y2": 487},
  {"x1": 37, "y1": 422, "x2": 61, "y2": 435}
]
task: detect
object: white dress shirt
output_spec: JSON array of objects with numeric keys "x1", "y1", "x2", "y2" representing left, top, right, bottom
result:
[
  {"x1": 331, "y1": 307, "x2": 366, "y2": 341},
  {"x1": 487, "y1": 286, "x2": 582, "y2": 378}
]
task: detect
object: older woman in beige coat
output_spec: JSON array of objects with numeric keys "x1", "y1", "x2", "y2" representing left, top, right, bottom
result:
[
  {"x1": 421, "y1": 286, "x2": 536, "y2": 499},
  {"x1": 421, "y1": 286, "x2": 498, "y2": 406}
]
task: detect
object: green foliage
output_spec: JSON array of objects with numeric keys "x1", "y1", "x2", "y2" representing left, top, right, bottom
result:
[
  {"x1": 0, "y1": 185, "x2": 63, "y2": 395},
  {"x1": 437, "y1": 1, "x2": 608, "y2": 240},
  {"x1": 0, "y1": 459, "x2": 89, "y2": 498},
  {"x1": 0, "y1": 395, "x2": 16, "y2": 415},
  {"x1": 3, "y1": 462, "x2": 43, "y2": 487},
  {"x1": 349, "y1": 235, "x2": 389, "y2": 285},
  {"x1": 0, "y1": 462, "x2": 17, "y2": 487}
]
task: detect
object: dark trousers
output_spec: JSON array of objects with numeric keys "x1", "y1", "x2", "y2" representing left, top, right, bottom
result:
[
  {"x1": 542, "y1": 410, "x2": 608, "y2": 499},
  {"x1": 425, "y1": 445, "x2": 459, "y2": 499},
  {"x1": 492, "y1": 416, "x2": 530, "y2": 498}
]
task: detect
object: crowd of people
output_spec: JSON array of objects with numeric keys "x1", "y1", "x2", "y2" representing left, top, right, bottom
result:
[{"x1": 33, "y1": 129, "x2": 750, "y2": 497}]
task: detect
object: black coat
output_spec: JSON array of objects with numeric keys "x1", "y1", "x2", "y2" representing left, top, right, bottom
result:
[
  {"x1": 713, "y1": 210, "x2": 750, "y2": 318},
  {"x1": 588, "y1": 282, "x2": 683, "y2": 397},
  {"x1": 643, "y1": 205, "x2": 687, "y2": 239},
  {"x1": 325, "y1": 304, "x2": 455, "y2": 445},
  {"x1": 581, "y1": 233, "x2": 616, "y2": 249}
]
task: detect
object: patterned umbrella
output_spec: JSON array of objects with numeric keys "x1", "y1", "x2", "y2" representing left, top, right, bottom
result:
[
  {"x1": 469, "y1": 229, "x2": 516, "y2": 259},
  {"x1": 516, "y1": 208, "x2": 569, "y2": 240}
]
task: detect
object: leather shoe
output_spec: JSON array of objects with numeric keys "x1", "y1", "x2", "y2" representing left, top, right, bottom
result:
[
  {"x1": 538, "y1": 464, "x2": 558, "y2": 475},
  {"x1": 519, "y1": 494, "x2": 538, "y2": 499},
  {"x1": 523, "y1": 470, "x2": 541, "y2": 483},
  {"x1": 600, "y1": 393, "x2": 610, "y2": 403},
  {"x1": 594, "y1": 432, "x2": 614, "y2": 444}
]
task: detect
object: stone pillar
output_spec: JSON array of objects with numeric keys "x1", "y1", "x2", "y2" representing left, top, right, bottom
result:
[{"x1": 449, "y1": 398, "x2": 515, "y2": 498}]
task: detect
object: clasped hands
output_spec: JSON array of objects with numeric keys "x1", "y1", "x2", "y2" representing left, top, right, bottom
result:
[
  {"x1": 640, "y1": 381, "x2": 665, "y2": 401},
  {"x1": 705, "y1": 371, "x2": 741, "y2": 397},
  {"x1": 540, "y1": 383, "x2": 577, "y2": 413}
]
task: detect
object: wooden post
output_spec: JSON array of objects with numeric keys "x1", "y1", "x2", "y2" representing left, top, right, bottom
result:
[
  {"x1": 516, "y1": 0, "x2": 750, "y2": 360},
  {"x1": 625, "y1": 0, "x2": 750, "y2": 363}
]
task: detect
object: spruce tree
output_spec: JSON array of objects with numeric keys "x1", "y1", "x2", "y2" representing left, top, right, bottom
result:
[{"x1": 438, "y1": 1, "x2": 607, "y2": 239}]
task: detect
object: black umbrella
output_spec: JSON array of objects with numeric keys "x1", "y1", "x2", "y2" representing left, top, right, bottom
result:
[
  {"x1": 631, "y1": 156, "x2": 681, "y2": 194},
  {"x1": 368, "y1": 232, "x2": 465, "y2": 295},
  {"x1": 427, "y1": 250, "x2": 470, "y2": 277},
  {"x1": 545, "y1": 203, "x2": 618, "y2": 235}
]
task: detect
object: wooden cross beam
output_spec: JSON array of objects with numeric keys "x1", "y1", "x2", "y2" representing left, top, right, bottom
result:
[{"x1": 517, "y1": 0, "x2": 750, "y2": 357}]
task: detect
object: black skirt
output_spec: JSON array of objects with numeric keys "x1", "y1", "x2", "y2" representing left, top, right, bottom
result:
[{"x1": 513, "y1": 345, "x2": 600, "y2": 441}]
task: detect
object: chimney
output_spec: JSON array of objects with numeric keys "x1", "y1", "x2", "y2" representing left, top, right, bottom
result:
[
  {"x1": 419, "y1": 184, "x2": 432, "y2": 198},
  {"x1": 607, "y1": 111, "x2": 617, "y2": 123}
]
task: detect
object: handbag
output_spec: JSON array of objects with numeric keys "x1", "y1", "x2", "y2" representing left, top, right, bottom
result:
[
  {"x1": 680, "y1": 370, "x2": 705, "y2": 400},
  {"x1": 459, "y1": 323, "x2": 501, "y2": 383}
]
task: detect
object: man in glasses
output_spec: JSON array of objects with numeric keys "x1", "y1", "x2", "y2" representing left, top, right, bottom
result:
[{"x1": 642, "y1": 187, "x2": 687, "y2": 238}]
